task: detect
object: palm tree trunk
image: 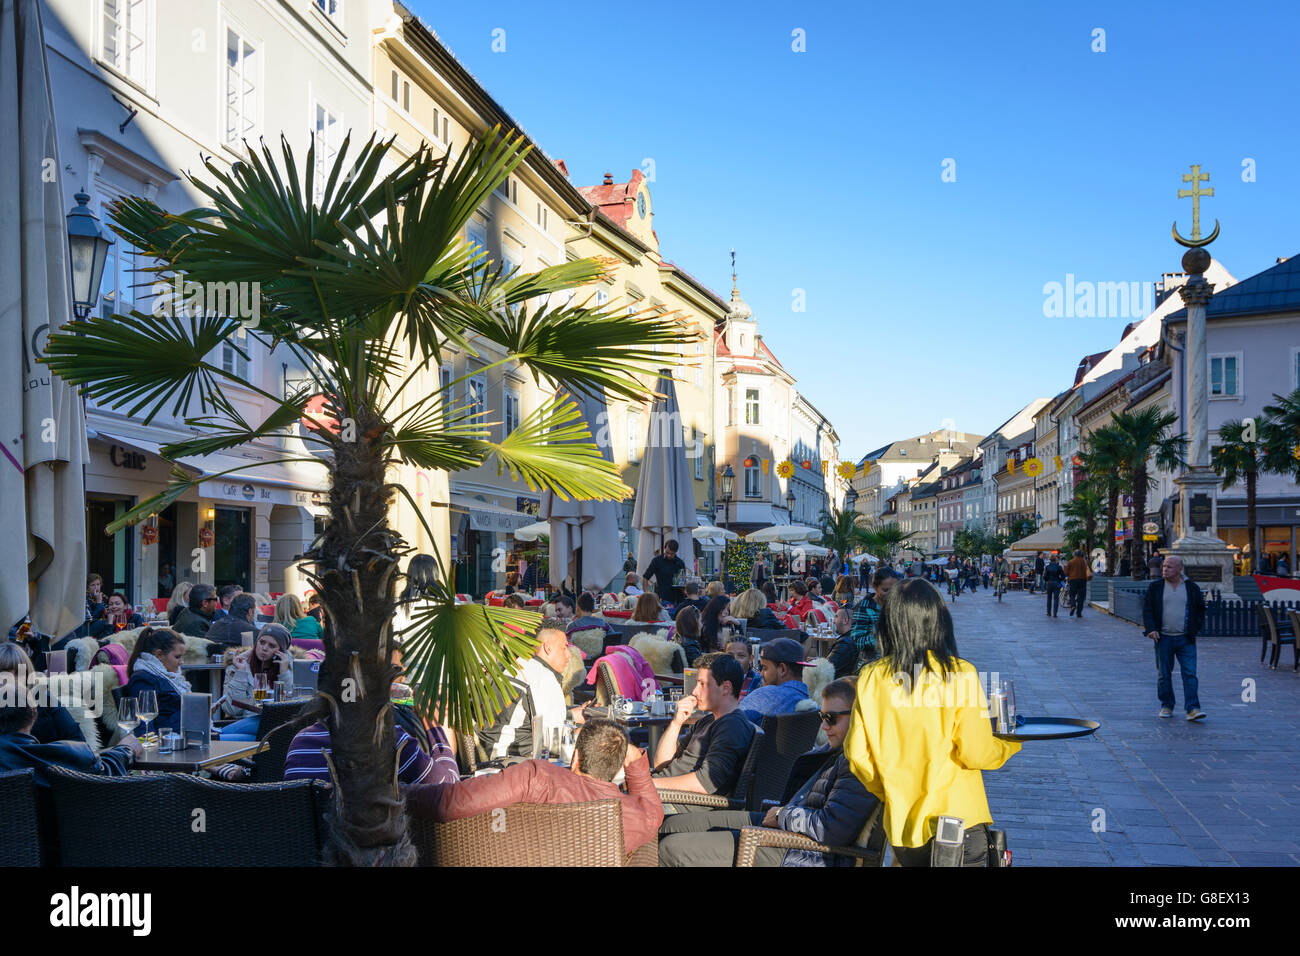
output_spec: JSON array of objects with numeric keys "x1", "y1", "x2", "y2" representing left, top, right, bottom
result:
[
  {"x1": 1129, "y1": 466, "x2": 1147, "y2": 579},
  {"x1": 312, "y1": 407, "x2": 414, "y2": 867},
  {"x1": 1105, "y1": 482, "x2": 1119, "y2": 575},
  {"x1": 1246, "y1": 468, "x2": 1257, "y2": 574}
]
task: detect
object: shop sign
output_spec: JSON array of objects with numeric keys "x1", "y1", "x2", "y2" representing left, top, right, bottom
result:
[
  {"x1": 109, "y1": 445, "x2": 147, "y2": 470},
  {"x1": 256, "y1": 540, "x2": 271, "y2": 559}
]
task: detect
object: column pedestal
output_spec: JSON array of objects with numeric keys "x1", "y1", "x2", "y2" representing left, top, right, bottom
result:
[{"x1": 1171, "y1": 469, "x2": 1235, "y2": 599}]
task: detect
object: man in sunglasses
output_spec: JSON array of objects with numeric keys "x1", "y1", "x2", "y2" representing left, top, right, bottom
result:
[
  {"x1": 658, "y1": 678, "x2": 878, "y2": 866},
  {"x1": 172, "y1": 583, "x2": 220, "y2": 638}
]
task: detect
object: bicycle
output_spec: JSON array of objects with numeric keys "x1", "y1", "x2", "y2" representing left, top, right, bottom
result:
[{"x1": 994, "y1": 574, "x2": 1006, "y2": 602}]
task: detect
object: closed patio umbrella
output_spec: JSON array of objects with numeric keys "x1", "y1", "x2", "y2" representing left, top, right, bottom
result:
[
  {"x1": 540, "y1": 389, "x2": 625, "y2": 592},
  {"x1": 0, "y1": 0, "x2": 87, "y2": 639},
  {"x1": 631, "y1": 371, "x2": 697, "y2": 578}
]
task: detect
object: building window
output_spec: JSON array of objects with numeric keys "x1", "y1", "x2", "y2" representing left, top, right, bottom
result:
[
  {"x1": 745, "y1": 389, "x2": 760, "y2": 425},
  {"x1": 222, "y1": 325, "x2": 251, "y2": 383},
  {"x1": 432, "y1": 106, "x2": 450, "y2": 144},
  {"x1": 312, "y1": 102, "x2": 340, "y2": 204},
  {"x1": 438, "y1": 363, "x2": 452, "y2": 402},
  {"x1": 627, "y1": 413, "x2": 642, "y2": 464},
  {"x1": 314, "y1": 0, "x2": 340, "y2": 19},
  {"x1": 504, "y1": 391, "x2": 520, "y2": 437},
  {"x1": 390, "y1": 70, "x2": 398, "y2": 102},
  {"x1": 744, "y1": 465, "x2": 761, "y2": 497},
  {"x1": 466, "y1": 374, "x2": 486, "y2": 420},
  {"x1": 693, "y1": 428, "x2": 704, "y2": 480},
  {"x1": 1210, "y1": 354, "x2": 1239, "y2": 397},
  {"x1": 467, "y1": 224, "x2": 488, "y2": 258},
  {"x1": 101, "y1": 0, "x2": 150, "y2": 88},
  {"x1": 98, "y1": 237, "x2": 139, "y2": 318},
  {"x1": 536, "y1": 204, "x2": 547, "y2": 230},
  {"x1": 402, "y1": 80, "x2": 410, "y2": 112},
  {"x1": 224, "y1": 27, "x2": 260, "y2": 146},
  {"x1": 497, "y1": 177, "x2": 518, "y2": 204}
]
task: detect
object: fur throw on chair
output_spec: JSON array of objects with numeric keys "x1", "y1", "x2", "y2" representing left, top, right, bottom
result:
[
  {"x1": 114, "y1": 627, "x2": 214, "y2": 663},
  {"x1": 560, "y1": 646, "x2": 586, "y2": 704},
  {"x1": 800, "y1": 658, "x2": 836, "y2": 748},
  {"x1": 628, "y1": 633, "x2": 684, "y2": 675}
]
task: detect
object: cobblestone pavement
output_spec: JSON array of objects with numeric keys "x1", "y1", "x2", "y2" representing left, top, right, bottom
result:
[{"x1": 947, "y1": 581, "x2": 1300, "y2": 866}]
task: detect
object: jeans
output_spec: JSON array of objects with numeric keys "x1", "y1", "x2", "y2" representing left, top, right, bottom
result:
[
  {"x1": 1068, "y1": 580, "x2": 1087, "y2": 616},
  {"x1": 220, "y1": 716, "x2": 261, "y2": 741},
  {"x1": 658, "y1": 810, "x2": 783, "y2": 867},
  {"x1": 1045, "y1": 584, "x2": 1061, "y2": 616},
  {"x1": 1155, "y1": 633, "x2": 1200, "y2": 711},
  {"x1": 892, "y1": 823, "x2": 990, "y2": 867}
]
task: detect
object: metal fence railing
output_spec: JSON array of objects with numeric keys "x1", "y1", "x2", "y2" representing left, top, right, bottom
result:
[{"x1": 1106, "y1": 584, "x2": 1298, "y2": 638}]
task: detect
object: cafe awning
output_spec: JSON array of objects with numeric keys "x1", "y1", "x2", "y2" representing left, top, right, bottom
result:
[{"x1": 449, "y1": 493, "x2": 537, "y2": 533}]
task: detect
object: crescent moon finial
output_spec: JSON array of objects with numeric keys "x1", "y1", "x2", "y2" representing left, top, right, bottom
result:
[{"x1": 1173, "y1": 219, "x2": 1220, "y2": 248}]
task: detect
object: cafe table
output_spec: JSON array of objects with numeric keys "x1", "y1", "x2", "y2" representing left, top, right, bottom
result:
[
  {"x1": 180, "y1": 661, "x2": 226, "y2": 699},
  {"x1": 133, "y1": 738, "x2": 266, "y2": 772},
  {"x1": 584, "y1": 705, "x2": 678, "y2": 755}
]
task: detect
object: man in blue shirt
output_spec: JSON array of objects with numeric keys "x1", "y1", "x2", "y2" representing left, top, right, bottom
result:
[{"x1": 738, "y1": 638, "x2": 809, "y2": 724}]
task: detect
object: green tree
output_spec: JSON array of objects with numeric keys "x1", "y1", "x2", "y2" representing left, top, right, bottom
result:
[
  {"x1": 1061, "y1": 477, "x2": 1107, "y2": 555},
  {"x1": 1212, "y1": 420, "x2": 1264, "y2": 570},
  {"x1": 859, "y1": 522, "x2": 917, "y2": 564},
  {"x1": 42, "y1": 130, "x2": 693, "y2": 865},
  {"x1": 1111, "y1": 407, "x2": 1185, "y2": 579},
  {"x1": 1007, "y1": 515, "x2": 1039, "y2": 543},
  {"x1": 817, "y1": 506, "x2": 867, "y2": 565},
  {"x1": 1081, "y1": 427, "x2": 1126, "y2": 575},
  {"x1": 1260, "y1": 387, "x2": 1300, "y2": 483}
]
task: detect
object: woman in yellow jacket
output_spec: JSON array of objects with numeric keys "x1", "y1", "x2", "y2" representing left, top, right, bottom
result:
[{"x1": 845, "y1": 578, "x2": 1020, "y2": 866}]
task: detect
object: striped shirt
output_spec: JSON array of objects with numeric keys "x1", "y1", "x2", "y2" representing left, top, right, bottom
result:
[{"x1": 283, "y1": 721, "x2": 459, "y2": 785}]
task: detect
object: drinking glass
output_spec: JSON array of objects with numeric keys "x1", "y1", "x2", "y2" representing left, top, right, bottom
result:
[
  {"x1": 158, "y1": 727, "x2": 174, "y2": 753},
  {"x1": 611, "y1": 694, "x2": 626, "y2": 718},
  {"x1": 1002, "y1": 680, "x2": 1017, "y2": 726},
  {"x1": 253, "y1": 673, "x2": 270, "y2": 703},
  {"x1": 560, "y1": 724, "x2": 577, "y2": 765},
  {"x1": 668, "y1": 687, "x2": 683, "y2": 703},
  {"x1": 532, "y1": 716, "x2": 548, "y2": 760},
  {"x1": 549, "y1": 727, "x2": 564, "y2": 765},
  {"x1": 136, "y1": 690, "x2": 158, "y2": 747},
  {"x1": 117, "y1": 698, "x2": 139, "y2": 739}
]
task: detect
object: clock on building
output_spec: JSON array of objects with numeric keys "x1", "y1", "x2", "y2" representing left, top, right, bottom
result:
[{"x1": 637, "y1": 192, "x2": 647, "y2": 219}]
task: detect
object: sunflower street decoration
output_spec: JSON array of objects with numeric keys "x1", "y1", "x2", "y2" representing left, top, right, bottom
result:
[
  {"x1": 1023, "y1": 457, "x2": 1044, "y2": 477},
  {"x1": 777, "y1": 461, "x2": 794, "y2": 478},
  {"x1": 837, "y1": 461, "x2": 855, "y2": 480}
]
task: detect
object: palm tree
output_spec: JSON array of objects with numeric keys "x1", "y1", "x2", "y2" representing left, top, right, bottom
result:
[
  {"x1": 817, "y1": 506, "x2": 866, "y2": 566},
  {"x1": 42, "y1": 130, "x2": 694, "y2": 865},
  {"x1": 859, "y1": 522, "x2": 917, "y2": 564},
  {"x1": 1081, "y1": 427, "x2": 1126, "y2": 575},
  {"x1": 1261, "y1": 387, "x2": 1300, "y2": 484},
  {"x1": 1111, "y1": 407, "x2": 1185, "y2": 579},
  {"x1": 1061, "y1": 477, "x2": 1107, "y2": 555},
  {"x1": 1212, "y1": 420, "x2": 1264, "y2": 571}
]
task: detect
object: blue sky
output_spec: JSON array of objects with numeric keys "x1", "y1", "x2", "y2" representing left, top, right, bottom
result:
[{"x1": 408, "y1": 0, "x2": 1299, "y2": 455}]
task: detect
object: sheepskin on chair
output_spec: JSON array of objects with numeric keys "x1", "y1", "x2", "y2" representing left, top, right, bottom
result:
[
  {"x1": 115, "y1": 627, "x2": 214, "y2": 663},
  {"x1": 628, "y1": 633, "x2": 684, "y2": 675},
  {"x1": 800, "y1": 658, "x2": 836, "y2": 748},
  {"x1": 560, "y1": 646, "x2": 586, "y2": 704}
]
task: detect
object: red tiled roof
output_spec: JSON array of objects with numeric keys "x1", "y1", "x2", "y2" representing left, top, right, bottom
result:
[{"x1": 577, "y1": 169, "x2": 645, "y2": 230}]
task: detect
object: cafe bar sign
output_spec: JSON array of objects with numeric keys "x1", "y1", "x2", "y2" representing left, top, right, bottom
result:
[{"x1": 109, "y1": 445, "x2": 147, "y2": 470}]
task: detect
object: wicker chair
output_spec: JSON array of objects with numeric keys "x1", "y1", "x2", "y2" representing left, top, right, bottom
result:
[
  {"x1": 735, "y1": 801, "x2": 886, "y2": 867},
  {"x1": 0, "y1": 770, "x2": 44, "y2": 866},
  {"x1": 657, "y1": 711, "x2": 822, "y2": 812},
  {"x1": 249, "y1": 719, "x2": 302, "y2": 783},
  {"x1": 46, "y1": 764, "x2": 326, "y2": 866},
  {"x1": 256, "y1": 700, "x2": 309, "y2": 740},
  {"x1": 593, "y1": 660, "x2": 622, "y2": 706},
  {"x1": 408, "y1": 799, "x2": 638, "y2": 866},
  {"x1": 1257, "y1": 606, "x2": 1297, "y2": 670},
  {"x1": 1287, "y1": 610, "x2": 1300, "y2": 672},
  {"x1": 171, "y1": 774, "x2": 327, "y2": 866}
]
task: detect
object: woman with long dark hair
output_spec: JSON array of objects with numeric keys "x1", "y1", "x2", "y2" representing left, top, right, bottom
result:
[
  {"x1": 122, "y1": 627, "x2": 191, "y2": 734},
  {"x1": 845, "y1": 578, "x2": 1019, "y2": 867},
  {"x1": 700, "y1": 594, "x2": 731, "y2": 654},
  {"x1": 672, "y1": 605, "x2": 704, "y2": 668}
]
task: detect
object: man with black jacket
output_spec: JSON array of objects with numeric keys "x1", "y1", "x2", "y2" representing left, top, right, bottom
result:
[
  {"x1": 1042, "y1": 553, "x2": 1065, "y2": 617},
  {"x1": 658, "y1": 678, "x2": 878, "y2": 866},
  {"x1": 1142, "y1": 555, "x2": 1207, "y2": 721},
  {"x1": 641, "y1": 540, "x2": 686, "y2": 606}
]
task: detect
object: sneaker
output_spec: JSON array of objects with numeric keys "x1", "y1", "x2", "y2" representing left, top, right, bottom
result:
[
  {"x1": 1158, "y1": 707, "x2": 1173, "y2": 718},
  {"x1": 1187, "y1": 709, "x2": 1207, "y2": 721}
]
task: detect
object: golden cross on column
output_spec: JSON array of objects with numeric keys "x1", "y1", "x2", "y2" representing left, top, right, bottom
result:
[{"x1": 1177, "y1": 165, "x2": 1214, "y2": 241}]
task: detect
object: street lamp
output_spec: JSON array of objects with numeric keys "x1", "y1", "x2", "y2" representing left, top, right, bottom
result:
[
  {"x1": 66, "y1": 191, "x2": 114, "y2": 319},
  {"x1": 785, "y1": 486, "x2": 796, "y2": 521},
  {"x1": 719, "y1": 464, "x2": 735, "y2": 531}
]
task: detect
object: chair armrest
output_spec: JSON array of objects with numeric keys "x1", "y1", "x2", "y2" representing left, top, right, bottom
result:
[
  {"x1": 735, "y1": 827, "x2": 880, "y2": 867},
  {"x1": 656, "y1": 789, "x2": 736, "y2": 809},
  {"x1": 760, "y1": 799, "x2": 780, "y2": 811}
]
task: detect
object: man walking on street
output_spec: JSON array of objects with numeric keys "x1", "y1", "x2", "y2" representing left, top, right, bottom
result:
[
  {"x1": 1043, "y1": 553, "x2": 1065, "y2": 617},
  {"x1": 1032, "y1": 551, "x2": 1045, "y2": 594},
  {"x1": 1142, "y1": 555, "x2": 1207, "y2": 720},
  {"x1": 1064, "y1": 549, "x2": 1090, "y2": 618}
]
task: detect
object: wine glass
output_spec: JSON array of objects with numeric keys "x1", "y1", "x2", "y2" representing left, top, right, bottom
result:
[
  {"x1": 136, "y1": 690, "x2": 158, "y2": 747},
  {"x1": 549, "y1": 726, "x2": 565, "y2": 765},
  {"x1": 117, "y1": 698, "x2": 139, "y2": 740}
]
